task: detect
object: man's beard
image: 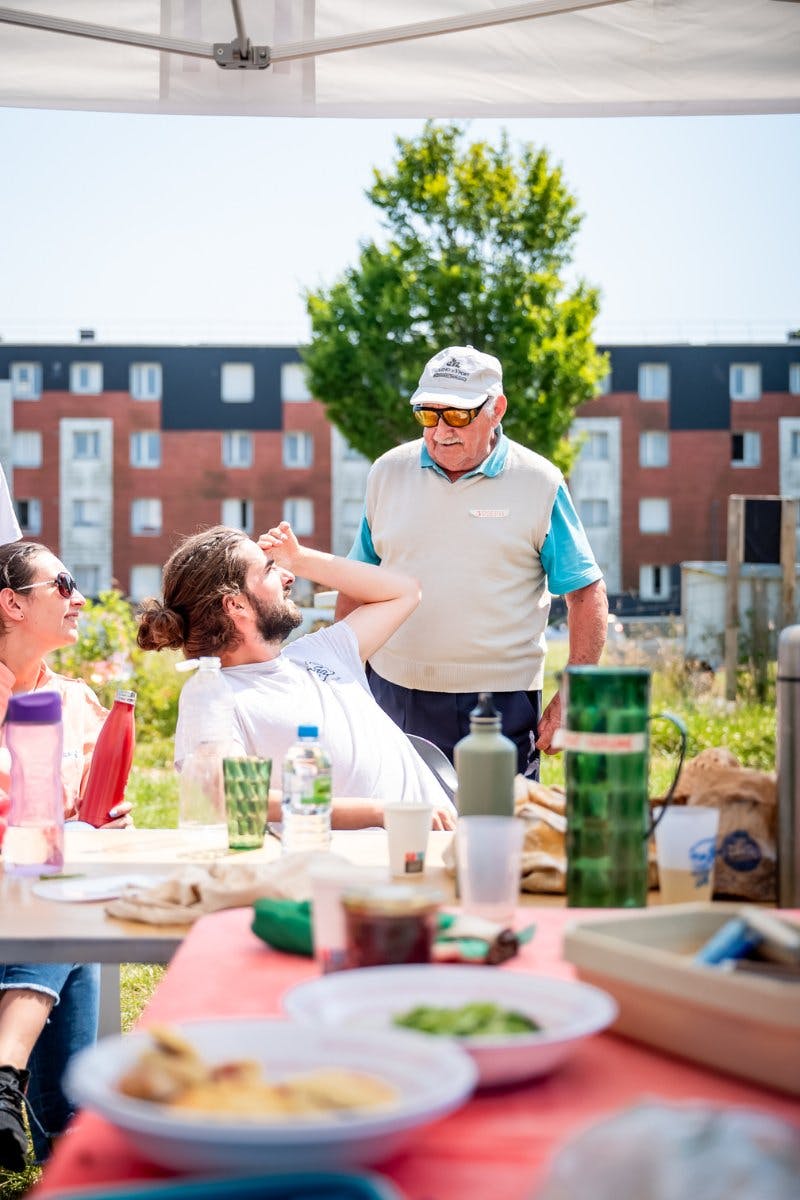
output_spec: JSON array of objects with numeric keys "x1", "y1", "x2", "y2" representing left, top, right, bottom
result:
[{"x1": 244, "y1": 588, "x2": 303, "y2": 644}]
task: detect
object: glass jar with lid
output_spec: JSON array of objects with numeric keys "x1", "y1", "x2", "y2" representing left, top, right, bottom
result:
[{"x1": 341, "y1": 884, "x2": 442, "y2": 969}]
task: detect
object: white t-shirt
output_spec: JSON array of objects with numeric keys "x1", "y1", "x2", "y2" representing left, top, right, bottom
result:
[
  {"x1": 222, "y1": 622, "x2": 453, "y2": 812},
  {"x1": 0, "y1": 467, "x2": 21, "y2": 544}
]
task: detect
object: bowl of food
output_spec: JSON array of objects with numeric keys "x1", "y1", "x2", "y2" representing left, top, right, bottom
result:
[
  {"x1": 284, "y1": 965, "x2": 618, "y2": 1088},
  {"x1": 64, "y1": 1018, "x2": 476, "y2": 1173}
]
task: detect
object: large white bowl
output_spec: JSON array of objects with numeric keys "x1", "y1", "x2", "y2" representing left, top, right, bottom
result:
[
  {"x1": 284, "y1": 966, "x2": 618, "y2": 1088},
  {"x1": 64, "y1": 1018, "x2": 476, "y2": 1173}
]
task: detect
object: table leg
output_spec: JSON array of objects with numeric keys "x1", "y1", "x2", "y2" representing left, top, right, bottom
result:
[{"x1": 98, "y1": 963, "x2": 121, "y2": 1037}]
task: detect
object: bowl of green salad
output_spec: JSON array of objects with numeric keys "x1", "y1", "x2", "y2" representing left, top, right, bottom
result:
[{"x1": 283, "y1": 965, "x2": 617, "y2": 1088}]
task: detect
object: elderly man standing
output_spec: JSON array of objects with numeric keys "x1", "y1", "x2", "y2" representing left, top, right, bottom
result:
[{"x1": 336, "y1": 345, "x2": 608, "y2": 779}]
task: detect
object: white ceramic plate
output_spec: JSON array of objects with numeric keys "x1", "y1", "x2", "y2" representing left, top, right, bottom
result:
[
  {"x1": 31, "y1": 873, "x2": 166, "y2": 903},
  {"x1": 284, "y1": 965, "x2": 618, "y2": 1088},
  {"x1": 64, "y1": 1017, "x2": 476, "y2": 1173}
]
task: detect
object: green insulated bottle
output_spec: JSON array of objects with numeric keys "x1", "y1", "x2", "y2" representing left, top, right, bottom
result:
[{"x1": 454, "y1": 693, "x2": 516, "y2": 817}]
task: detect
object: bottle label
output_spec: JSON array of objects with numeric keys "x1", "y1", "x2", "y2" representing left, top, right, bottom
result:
[{"x1": 555, "y1": 730, "x2": 646, "y2": 755}]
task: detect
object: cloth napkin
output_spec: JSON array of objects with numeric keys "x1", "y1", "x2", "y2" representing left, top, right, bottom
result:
[{"x1": 105, "y1": 851, "x2": 342, "y2": 925}]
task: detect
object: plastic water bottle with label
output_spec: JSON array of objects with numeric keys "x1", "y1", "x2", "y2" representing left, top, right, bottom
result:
[
  {"x1": 175, "y1": 657, "x2": 234, "y2": 837},
  {"x1": 282, "y1": 725, "x2": 332, "y2": 855}
]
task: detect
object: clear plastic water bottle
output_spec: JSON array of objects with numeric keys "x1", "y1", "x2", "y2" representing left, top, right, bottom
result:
[
  {"x1": 175, "y1": 657, "x2": 234, "y2": 835},
  {"x1": 282, "y1": 725, "x2": 332, "y2": 855},
  {"x1": 3, "y1": 691, "x2": 65, "y2": 876}
]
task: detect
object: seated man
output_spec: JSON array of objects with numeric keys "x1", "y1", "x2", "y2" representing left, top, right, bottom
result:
[{"x1": 137, "y1": 523, "x2": 456, "y2": 829}]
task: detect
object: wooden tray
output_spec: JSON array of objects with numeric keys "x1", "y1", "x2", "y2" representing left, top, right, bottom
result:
[{"x1": 563, "y1": 903, "x2": 800, "y2": 1095}]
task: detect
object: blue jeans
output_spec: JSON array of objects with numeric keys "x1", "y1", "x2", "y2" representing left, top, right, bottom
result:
[{"x1": 0, "y1": 962, "x2": 100, "y2": 1162}]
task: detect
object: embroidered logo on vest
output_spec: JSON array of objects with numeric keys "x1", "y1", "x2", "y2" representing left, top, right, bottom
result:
[{"x1": 469, "y1": 508, "x2": 509, "y2": 518}]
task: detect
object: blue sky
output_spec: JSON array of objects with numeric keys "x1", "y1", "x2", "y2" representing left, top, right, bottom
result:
[{"x1": 0, "y1": 109, "x2": 797, "y2": 346}]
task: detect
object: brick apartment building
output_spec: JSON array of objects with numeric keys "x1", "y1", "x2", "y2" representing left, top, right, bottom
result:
[{"x1": 0, "y1": 339, "x2": 798, "y2": 610}]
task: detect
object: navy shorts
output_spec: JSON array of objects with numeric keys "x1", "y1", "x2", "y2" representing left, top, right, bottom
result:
[{"x1": 367, "y1": 668, "x2": 541, "y2": 780}]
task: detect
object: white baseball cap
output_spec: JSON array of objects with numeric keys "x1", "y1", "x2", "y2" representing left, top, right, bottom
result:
[{"x1": 410, "y1": 345, "x2": 503, "y2": 410}]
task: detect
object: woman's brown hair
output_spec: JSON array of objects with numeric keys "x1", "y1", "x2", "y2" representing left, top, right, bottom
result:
[{"x1": 137, "y1": 526, "x2": 249, "y2": 660}]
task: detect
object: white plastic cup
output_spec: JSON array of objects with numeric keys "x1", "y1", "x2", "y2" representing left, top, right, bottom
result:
[
  {"x1": 456, "y1": 815, "x2": 524, "y2": 927},
  {"x1": 653, "y1": 805, "x2": 720, "y2": 904},
  {"x1": 309, "y1": 859, "x2": 386, "y2": 973},
  {"x1": 383, "y1": 802, "x2": 434, "y2": 877}
]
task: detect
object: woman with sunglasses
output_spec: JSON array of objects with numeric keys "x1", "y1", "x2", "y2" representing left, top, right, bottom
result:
[{"x1": 0, "y1": 541, "x2": 132, "y2": 1170}]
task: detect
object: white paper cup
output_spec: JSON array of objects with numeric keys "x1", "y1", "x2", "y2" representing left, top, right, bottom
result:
[
  {"x1": 383, "y1": 802, "x2": 434, "y2": 878},
  {"x1": 653, "y1": 805, "x2": 720, "y2": 904},
  {"x1": 456, "y1": 815, "x2": 524, "y2": 927},
  {"x1": 309, "y1": 859, "x2": 386, "y2": 973}
]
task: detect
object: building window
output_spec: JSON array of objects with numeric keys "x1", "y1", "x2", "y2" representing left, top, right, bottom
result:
[
  {"x1": 639, "y1": 430, "x2": 670, "y2": 468},
  {"x1": 221, "y1": 363, "x2": 255, "y2": 403},
  {"x1": 581, "y1": 431, "x2": 609, "y2": 461},
  {"x1": 10, "y1": 362, "x2": 42, "y2": 400},
  {"x1": 221, "y1": 498, "x2": 254, "y2": 533},
  {"x1": 14, "y1": 498, "x2": 41, "y2": 535},
  {"x1": 129, "y1": 565, "x2": 162, "y2": 601},
  {"x1": 72, "y1": 430, "x2": 101, "y2": 460},
  {"x1": 342, "y1": 498, "x2": 364, "y2": 527},
  {"x1": 731, "y1": 431, "x2": 761, "y2": 467},
  {"x1": 12, "y1": 431, "x2": 42, "y2": 468},
  {"x1": 281, "y1": 363, "x2": 311, "y2": 402},
  {"x1": 730, "y1": 363, "x2": 761, "y2": 401},
  {"x1": 342, "y1": 441, "x2": 366, "y2": 462},
  {"x1": 70, "y1": 362, "x2": 103, "y2": 394},
  {"x1": 74, "y1": 566, "x2": 100, "y2": 597},
  {"x1": 638, "y1": 363, "x2": 670, "y2": 401},
  {"x1": 791, "y1": 430, "x2": 800, "y2": 459},
  {"x1": 73, "y1": 499, "x2": 102, "y2": 528},
  {"x1": 283, "y1": 497, "x2": 314, "y2": 536},
  {"x1": 789, "y1": 364, "x2": 800, "y2": 395},
  {"x1": 130, "y1": 363, "x2": 162, "y2": 401},
  {"x1": 283, "y1": 431, "x2": 313, "y2": 469},
  {"x1": 640, "y1": 565, "x2": 672, "y2": 601},
  {"x1": 131, "y1": 498, "x2": 162, "y2": 536},
  {"x1": 596, "y1": 371, "x2": 612, "y2": 396},
  {"x1": 577, "y1": 499, "x2": 609, "y2": 528},
  {"x1": 639, "y1": 498, "x2": 670, "y2": 534},
  {"x1": 130, "y1": 431, "x2": 161, "y2": 468},
  {"x1": 222, "y1": 432, "x2": 253, "y2": 469}
]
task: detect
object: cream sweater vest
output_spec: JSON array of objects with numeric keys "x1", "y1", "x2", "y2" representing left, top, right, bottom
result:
[{"x1": 367, "y1": 438, "x2": 562, "y2": 692}]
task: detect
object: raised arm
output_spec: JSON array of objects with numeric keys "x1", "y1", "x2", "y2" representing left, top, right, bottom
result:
[{"x1": 259, "y1": 523, "x2": 420, "y2": 663}]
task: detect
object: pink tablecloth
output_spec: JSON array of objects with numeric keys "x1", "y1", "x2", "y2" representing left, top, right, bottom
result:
[{"x1": 36, "y1": 907, "x2": 800, "y2": 1200}]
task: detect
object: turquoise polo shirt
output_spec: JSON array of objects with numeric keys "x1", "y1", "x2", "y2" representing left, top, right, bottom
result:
[{"x1": 348, "y1": 430, "x2": 602, "y2": 597}]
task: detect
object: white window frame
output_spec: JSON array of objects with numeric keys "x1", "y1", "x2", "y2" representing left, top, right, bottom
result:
[
  {"x1": 281, "y1": 363, "x2": 311, "y2": 403},
  {"x1": 283, "y1": 431, "x2": 313, "y2": 469},
  {"x1": 730, "y1": 363, "x2": 761, "y2": 401},
  {"x1": 72, "y1": 430, "x2": 101, "y2": 460},
  {"x1": 731, "y1": 430, "x2": 761, "y2": 467},
  {"x1": 639, "y1": 498, "x2": 670, "y2": 534},
  {"x1": 222, "y1": 431, "x2": 253, "y2": 469},
  {"x1": 595, "y1": 371, "x2": 612, "y2": 396},
  {"x1": 130, "y1": 362, "x2": 162, "y2": 401},
  {"x1": 14, "y1": 498, "x2": 41, "y2": 535},
  {"x1": 791, "y1": 430, "x2": 800, "y2": 460},
  {"x1": 577, "y1": 498, "x2": 609, "y2": 529},
  {"x1": 221, "y1": 498, "x2": 254, "y2": 534},
  {"x1": 221, "y1": 362, "x2": 255, "y2": 403},
  {"x1": 582, "y1": 431, "x2": 609, "y2": 461},
  {"x1": 283, "y1": 497, "x2": 314, "y2": 536},
  {"x1": 73, "y1": 498, "x2": 103, "y2": 528},
  {"x1": 130, "y1": 431, "x2": 161, "y2": 468},
  {"x1": 131, "y1": 498, "x2": 163, "y2": 536},
  {"x1": 10, "y1": 361, "x2": 42, "y2": 400},
  {"x1": 639, "y1": 430, "x2": 670, "y2": 468},
  {"x1": 638, "y1": 363, "x2": 670, "y2": 401},
  {"x1": 789, "y1": 363, "x2": 800, "y2": 395},
  {"x1": 129, "y1": 565, "x2": 162, "y2": 601},
  {"x1": 12, "y1": 431, "x2": 42, "y2": 468},
  {"x1": 639, "y1": 565, "x2": 672, "y2": 601},
  {"x1": 70, "y1": 362, "x2": 103, "y2": 395}
]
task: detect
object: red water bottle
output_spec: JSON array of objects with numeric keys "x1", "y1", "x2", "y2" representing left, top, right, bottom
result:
[{"x1": 79, "y1": 688, "x2": 136, "y2": 827}]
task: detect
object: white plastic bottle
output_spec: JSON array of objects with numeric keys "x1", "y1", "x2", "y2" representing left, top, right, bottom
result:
[
  {"x1": 175, "y1": 657, "x2": 234, "y2": 836},
  {"x1": 282, "y1": 725, "x2": 332, "y2": 855}
]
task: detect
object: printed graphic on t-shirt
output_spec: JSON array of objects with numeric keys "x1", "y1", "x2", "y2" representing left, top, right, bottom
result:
[{"x1": 304, "y1": 661, "x2": 339, "y2": 683}]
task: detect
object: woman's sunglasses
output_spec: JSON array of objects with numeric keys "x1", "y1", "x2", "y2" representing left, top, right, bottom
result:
[
  {"x1": 413, "y1": 398, "x2": 490, "y2": 429},
  {"x1": 15, "y1": 571, "x2": 78, "y2": 600}
]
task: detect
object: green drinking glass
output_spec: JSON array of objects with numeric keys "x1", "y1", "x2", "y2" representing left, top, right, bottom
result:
[{"x1": 222, "y1": 756, "x2": 272, "y2": 850}]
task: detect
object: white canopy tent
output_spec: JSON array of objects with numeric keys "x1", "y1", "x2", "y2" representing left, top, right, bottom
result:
[{"x1": 0, "y1": 0, "x2": 798, "y2": 119}]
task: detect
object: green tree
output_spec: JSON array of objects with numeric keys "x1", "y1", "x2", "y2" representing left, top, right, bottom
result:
[{"x1": 303, "y1": 122, "x2": 606, "y2": 471}]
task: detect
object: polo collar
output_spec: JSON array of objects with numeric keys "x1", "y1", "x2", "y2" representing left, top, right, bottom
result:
[{"x1": 419, "y1": 426, "x2": 509, "y2": 480}]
